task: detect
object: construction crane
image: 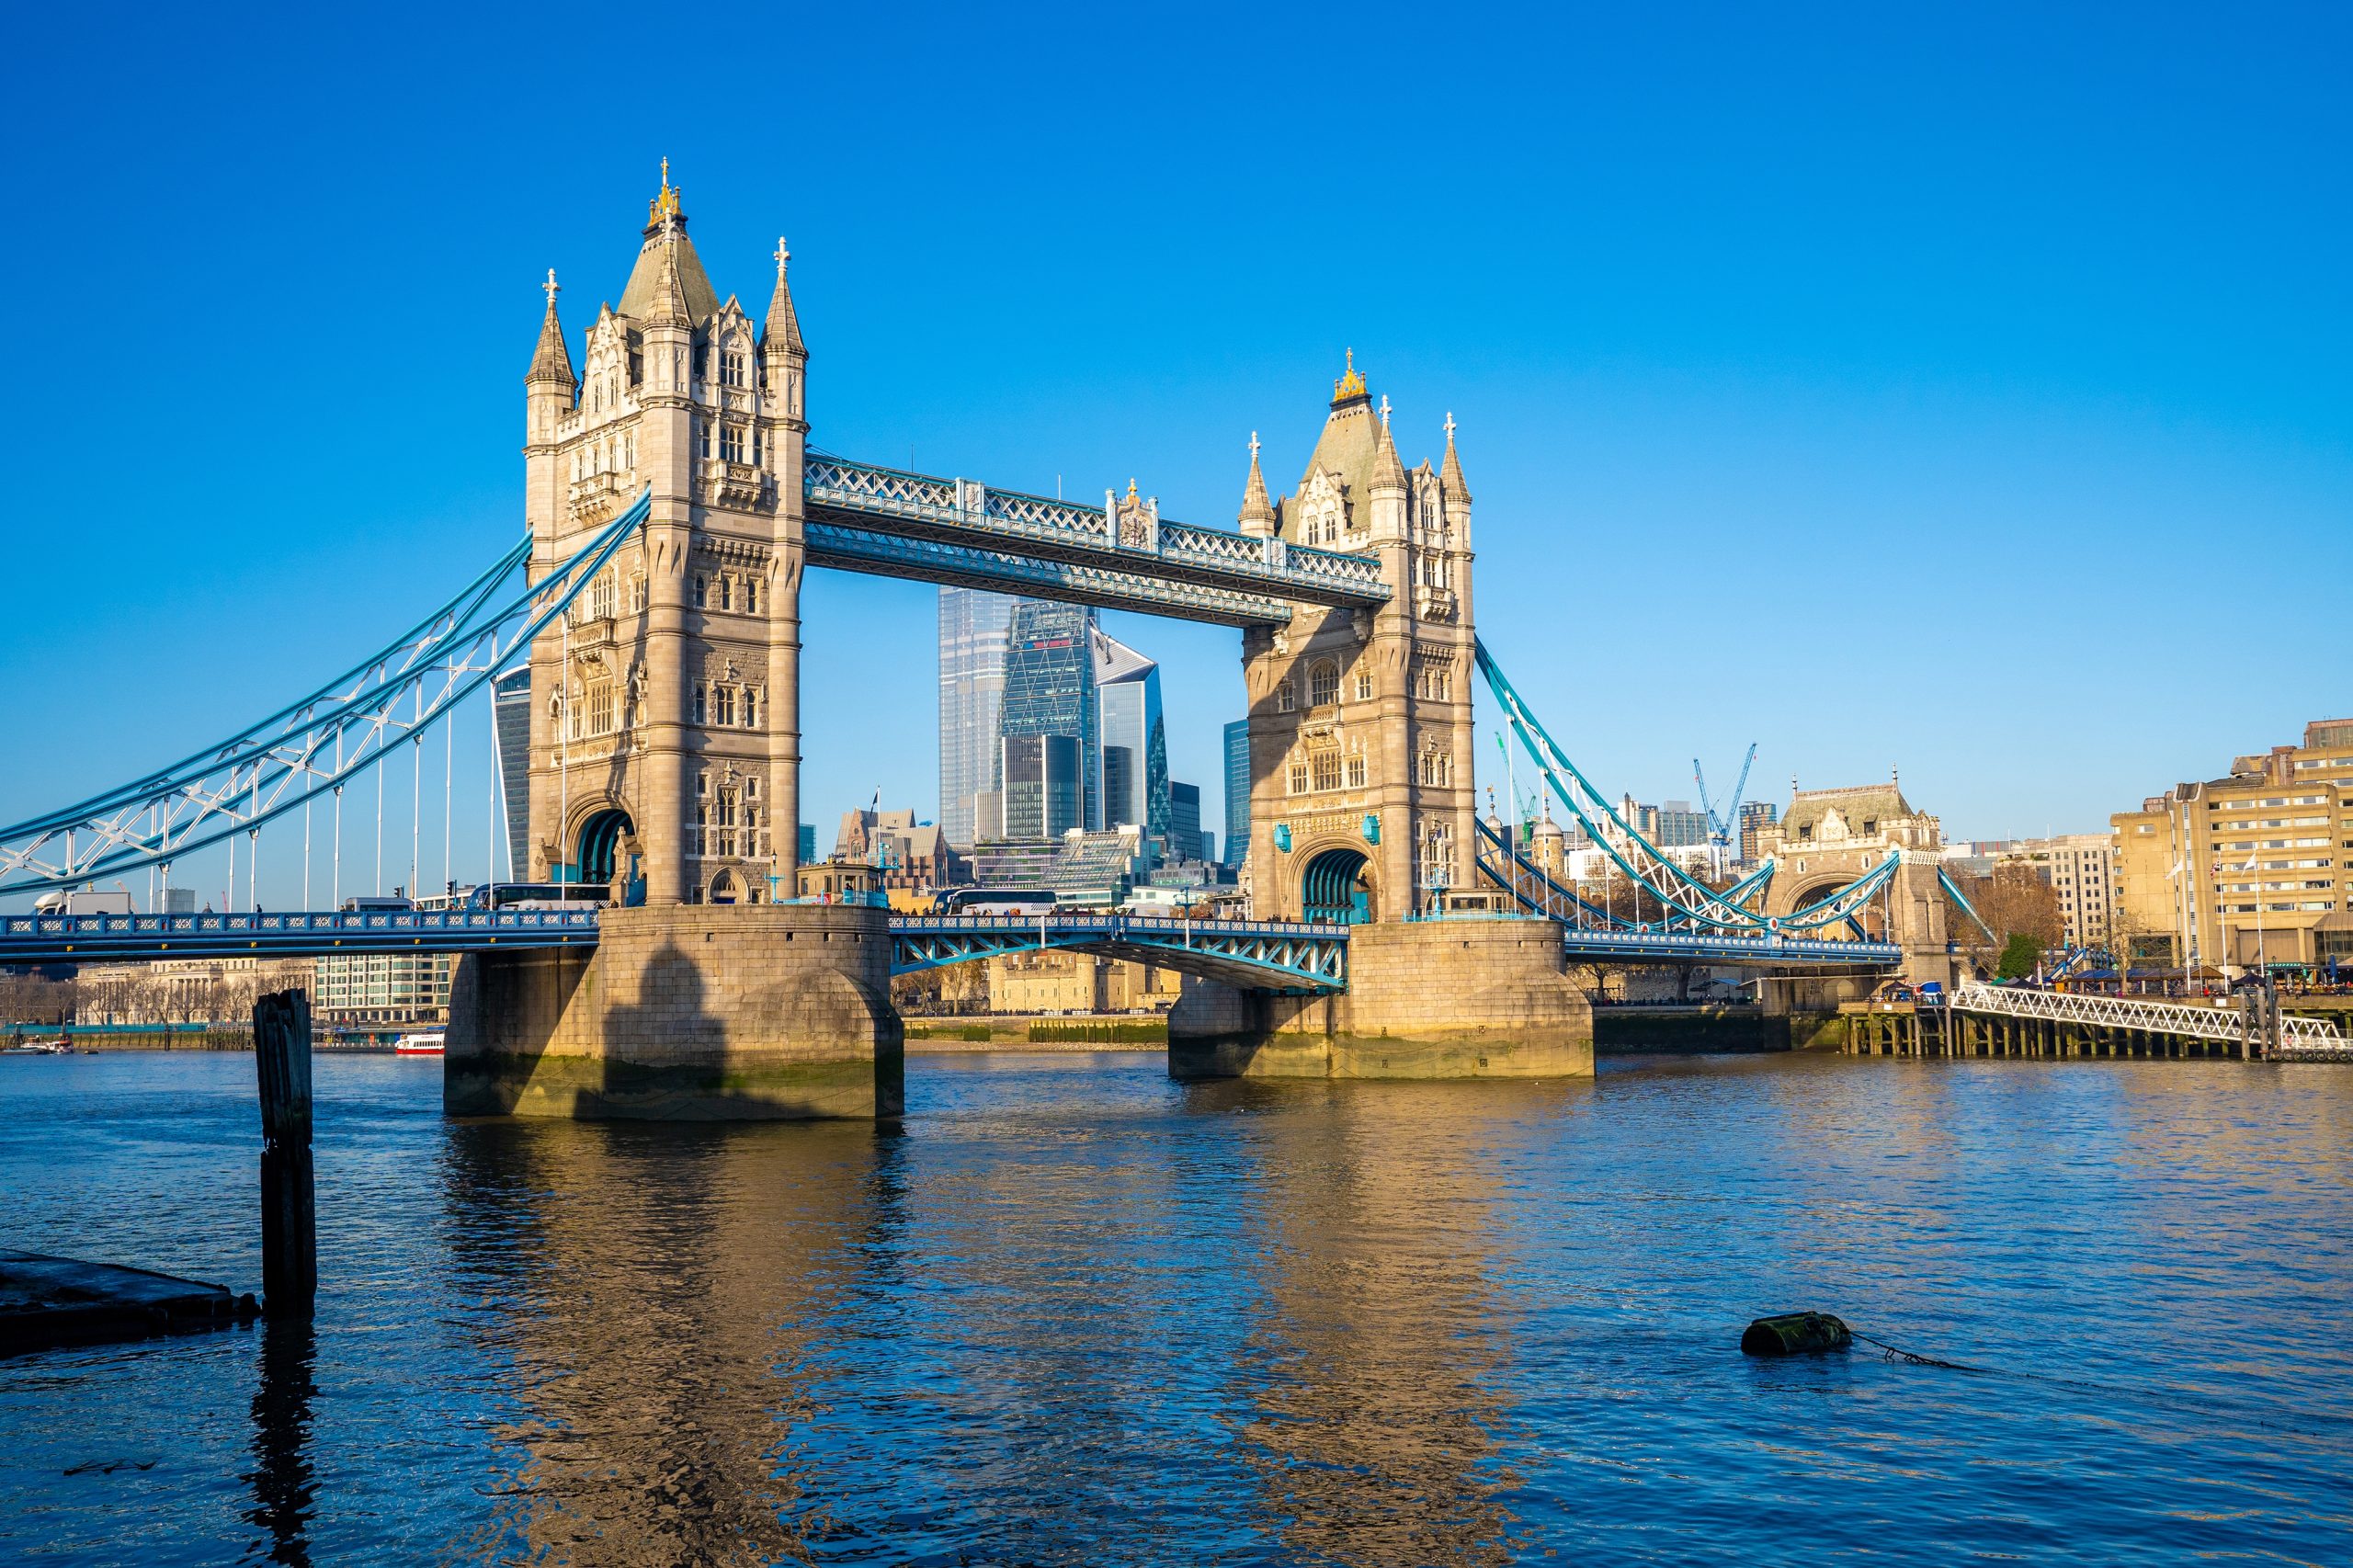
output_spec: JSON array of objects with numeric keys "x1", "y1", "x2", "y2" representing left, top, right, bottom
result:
[{"x1": 1693, "y1": 744, "x2": 1758, "y2": 876}]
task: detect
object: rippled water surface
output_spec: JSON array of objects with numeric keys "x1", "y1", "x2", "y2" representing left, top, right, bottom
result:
[{"x1": 3, "y1": 1050, "x2": 2351, "y2": 1565}]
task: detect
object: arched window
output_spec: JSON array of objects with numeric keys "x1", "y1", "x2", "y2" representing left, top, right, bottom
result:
[
  {"x1": 693, "y1": 574, "x2": 709, "y2": 609},
  {"x1": 1354, "y1": 667, "x2": 1373, "y2": 702},
  {"x1": 629, "y1": 575, "x2": 647, "y2": 615},
  {"x1": 1309, "y1": 662, "x2": 1339, "y2": 708},
  {"x1": 722, "y1": 348, "x2": 746, "y2": 388},
  {"x1": 744, "y1": 577, "x2": 758, "y2": 615},
  {"x1": 713, "y1": 686, "x2": 735, "y2": 726},
  {"x1": 1288, "y1": 758, "x2": 1309, "y2": 795},
  {"x1": 717, "y1": 575, "x2": 733, "y2": 611},
  {"x1": 1276, "y1": 678, "x2": 1296, "y2": 713},
  {"x1": 1312, "y1": 750, "x2": 1342, "y2": 792},
  {"x1": 743, "y1": 687, "x2": 758, "y2": 728},
  {"x1": 1345, "y1": 749, "x2": 1368, "y2": 790},
  {"x1": 692, "y1": 684, "x2": 708, "y2": 725}
]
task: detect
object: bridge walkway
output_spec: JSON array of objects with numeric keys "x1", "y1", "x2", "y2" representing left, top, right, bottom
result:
[{"x1": 1847, "y1": 982, "x2": 2351, "y2": 1062}]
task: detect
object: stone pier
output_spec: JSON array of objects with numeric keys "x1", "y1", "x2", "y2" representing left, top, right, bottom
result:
[
  {"x1": 444, "y1": 904, "x2": 902, "y2": 1120},
  {"x1": 1167, "y1": 917, "x2": 1594, "y2": 1080}
]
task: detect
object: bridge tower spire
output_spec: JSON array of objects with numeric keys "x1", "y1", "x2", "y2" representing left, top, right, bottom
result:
[
  {"x1": 522, "y1": 165, "x2": 808, "y2": 909},
  {"x1": 1237, "y1": 354, "x2": 1478, "y2": 924}
]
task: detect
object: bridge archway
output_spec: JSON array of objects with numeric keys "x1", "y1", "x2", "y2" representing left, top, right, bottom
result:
[
  {"x1": 709, "y1": 868, "x2": 745, "y2": 905},
  {"x1": 1302, "y1": 846, "x2": 1374, "y2": 925},
  {"x1": 1781, "y1": 879, "x2": 1883, "y2": 938},
  {"x1": 576, "y1": 808, "x2": 633, "y2": 885}
]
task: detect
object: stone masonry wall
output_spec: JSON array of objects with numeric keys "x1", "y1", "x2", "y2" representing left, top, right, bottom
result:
[
  {"x1": 446, "y1": 903, "x2": 902, "y2": 1120},
  {"x1": 1170, "y1": 916, "x2": 1593, "y2": 1080}
]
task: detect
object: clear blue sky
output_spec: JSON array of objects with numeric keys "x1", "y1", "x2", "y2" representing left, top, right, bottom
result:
[{"x1": 3, "y1": 3, "x2": 2346, "y2": 906}]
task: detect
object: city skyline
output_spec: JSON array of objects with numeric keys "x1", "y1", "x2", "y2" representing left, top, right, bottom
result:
[{"x1": 2, "y1": 6, "x2": 2345, "y2": 912}]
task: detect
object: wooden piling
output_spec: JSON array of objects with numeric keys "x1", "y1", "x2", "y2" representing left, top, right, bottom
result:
[{"x1": 252, "y1": 989, "x2": 316, "y2": 1316}]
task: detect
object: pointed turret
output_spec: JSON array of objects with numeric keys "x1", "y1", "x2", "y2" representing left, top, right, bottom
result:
[
  {"x1": 764, "y1": 237, "x2": 806, "y2": 356},
  {"x1": 1237, "y1": 431, "x2": 1277, "y2": 536},
  {"x1": 528, "y1": 269, "x2": 576, "y2": 389},
  {"x1": 643, "y1": 234, "x2": 694, "y2": 328},
  {"x1": 1439, "y1": 411, "x2": 1472, "y2": 506},
  {"x1": 1370, "y1": 396, "x2": 1407, "y2": 493}
]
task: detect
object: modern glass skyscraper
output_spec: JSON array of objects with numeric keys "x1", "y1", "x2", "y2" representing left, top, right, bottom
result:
[
  {"x1": 1222, "y1": 719, "x2": 1252, "y2": 869},
  {"x1": 1093, "y1": 627, "x2": 1167, "y2": 851},
  {"x1": 1001, "y1": 733, "x2": 1084, "y2": 840},
  {"x1": 492, "y1": 668, "x2": 533, "y2": 879},
  {"x1": 1169, "y1": 781, "x2": 1205, "y2": 864},
  {"x1": 997, "y1": 600, "x2": 1100, "y2": 833},
  {"x1": 938, "y1": 587, "x2": 1020, "y2": 850}
]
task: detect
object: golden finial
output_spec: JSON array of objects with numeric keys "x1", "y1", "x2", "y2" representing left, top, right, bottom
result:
[
  {"x1": 1127, "y1": 477, "x2": 1139, "y2": 498},
  {"x1": 647, "y1": 157, "x2": 682, "y2": 226},
  {"x1": 1333, "y1": 346, "x2": 1367, "y2": 403}
]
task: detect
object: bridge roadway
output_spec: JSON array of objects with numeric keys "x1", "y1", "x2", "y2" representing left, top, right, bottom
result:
[{"x1": 0, "y1": 909, "x2": 1899, "y2": 990}]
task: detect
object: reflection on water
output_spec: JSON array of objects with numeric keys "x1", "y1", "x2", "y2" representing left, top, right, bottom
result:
[
  {"x1": 1, "y1": 1051, "x2": 2350, "y2": 1565},
  {"x1": 245, "y1": 1320, "x2": 317, "y2": 1567}
]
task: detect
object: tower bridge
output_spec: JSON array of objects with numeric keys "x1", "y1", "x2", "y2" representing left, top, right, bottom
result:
[{"x1": 0, "y1": 169, "x2": 1945, "y2": 1118}]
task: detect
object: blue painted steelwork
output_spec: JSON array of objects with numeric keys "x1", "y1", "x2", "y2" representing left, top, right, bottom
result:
[
  {"x1": 1, "y1": 903, "x2": 1892, "y2": 978},
  {"x1": 1475, "y1": 638, "x2": 1902, "y2": 934},
  {"x1": 803, "y1": 456, "x2": 1387, "y2": 626},
  {"x1": 0, "y1": 908, "x2": 598, "y2": 962},
  {"x1": 1472, "y1": 821, "x2": 1899, "y2": 968},
  {"x1": 1558, "y1": 928, "x2": 1902, "y2": 967},
  {"x1": 891, "y1": 913, "x2": 1349, "y2": 993},
  {"x1": 0, "y1": 491, "x2": 652, "y2": 894},
  {"x1": 1937, "y1": 866, "x2": 2000, "y2": 944}
]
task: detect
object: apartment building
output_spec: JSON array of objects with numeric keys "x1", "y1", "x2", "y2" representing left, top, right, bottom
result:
[{"x1": 2112, "y1": 719, "x2": 2353, "y2": 973}]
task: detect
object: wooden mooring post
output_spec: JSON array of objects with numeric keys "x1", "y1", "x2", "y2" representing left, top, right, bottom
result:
[{"x1": 252, "y1": 989, "x2": 316, "y2": 1316}]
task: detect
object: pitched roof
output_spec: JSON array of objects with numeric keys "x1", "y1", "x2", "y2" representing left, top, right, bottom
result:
[
  {"x1": 1780, "y1": 784, "x2": 1915, "y2": 839},
  {"x1": 617, "y1": 220, "x2": 720, "y2": 327}
]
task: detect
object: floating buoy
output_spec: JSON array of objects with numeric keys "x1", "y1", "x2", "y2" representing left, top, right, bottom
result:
[{"x1": 1741, "y1": 1312, "x2": 1852, "y2": 1356}]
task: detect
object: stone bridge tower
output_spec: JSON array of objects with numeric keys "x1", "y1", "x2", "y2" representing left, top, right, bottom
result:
[
  {"x1": 1174, "y1": 356, "x2": 1593, "y2": 1079},
  {"x1": 1236, "y1": 356, "x2": 1479, "y2": 924},
  {"x1": 1756, "y1": 779, "x2": 1954, "y2": 985},
  {"x1": 522, "y1": 166, "x2": 808, "y2": 907}
]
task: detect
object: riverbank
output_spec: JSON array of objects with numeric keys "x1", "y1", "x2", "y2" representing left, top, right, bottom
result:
[{"x1": 904, "y1": 1016, "x2": 1166, "y2": 1052}]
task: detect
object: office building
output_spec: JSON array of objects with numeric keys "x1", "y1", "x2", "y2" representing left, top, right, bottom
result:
[
  {"x1": 1094, "y1": 627, "x2": 1169, "y2": 851},
  {"x1": 1002, "y1": 733, "x2": 1084, "y2": 840},
  {"x1": 797, "y1": 824, "x2": 817, "y2": 865},
  {"x1": 997, "y1": 600, "x2": 1100, "y2": 831},
  {"x1": 2113, "y1": 719, "x2": 2353, "y2": 973},
  {"x1": 1653, "y1": 800, "x2": 1711, "y2": 850},
  {"x1": 1222, "y1": 719, "x2": 1251, "y2": 869},
  {"x1": 1992, "y1": 835, "x2": 2119, "y2": 949},
  {"x1": 493, "y1": 667, "x2": 532, "y2": 878},
  {"x1": 1170, "y1": 781, "x2": 1206, "y2": 864},
  {"x1": 938, "y1": 587, "x2": 1021, "y2": 850},
  {"x1": 971, "y1": 825, "x2": 1148, "y2": 906},
  {"x1": 1737, "y1": 801, "x2": 1779, "y2": 864},
  {"x1": 315, "y1": 951, "x2": 453, "y2": 1027}
]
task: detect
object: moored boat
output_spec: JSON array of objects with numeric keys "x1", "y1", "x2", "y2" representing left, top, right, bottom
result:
[{"x1": 392, "y1": 1031, "x2": 446, "y2": 1057}]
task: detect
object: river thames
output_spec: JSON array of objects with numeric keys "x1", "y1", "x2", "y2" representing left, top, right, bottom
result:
[{"x1": 2, "y1": 1050, "x2": 2348, "y2": 1565}]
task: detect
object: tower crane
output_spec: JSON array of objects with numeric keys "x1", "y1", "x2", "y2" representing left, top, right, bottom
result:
[{"x1": 1694, "y1": 744, "x2": 1758, "y2": 876}]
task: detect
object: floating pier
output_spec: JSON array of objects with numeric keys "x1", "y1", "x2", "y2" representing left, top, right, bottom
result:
[{"x1": 0, "y1": 1252, "x2": 256, "y2": 1354}]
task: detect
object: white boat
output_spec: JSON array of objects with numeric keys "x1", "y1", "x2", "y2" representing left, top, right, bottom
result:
[{"x1": 392, "y1": 1031, "x2": 446, "y2": 1057}]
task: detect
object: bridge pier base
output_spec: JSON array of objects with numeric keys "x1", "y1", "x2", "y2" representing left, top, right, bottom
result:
[
  {"x1": 1167, "y1": 918, "x2": 1593, "y2": 1081},
  {"x1": 443, "y1": 904, "x2": 903, "y2": 1120}
]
